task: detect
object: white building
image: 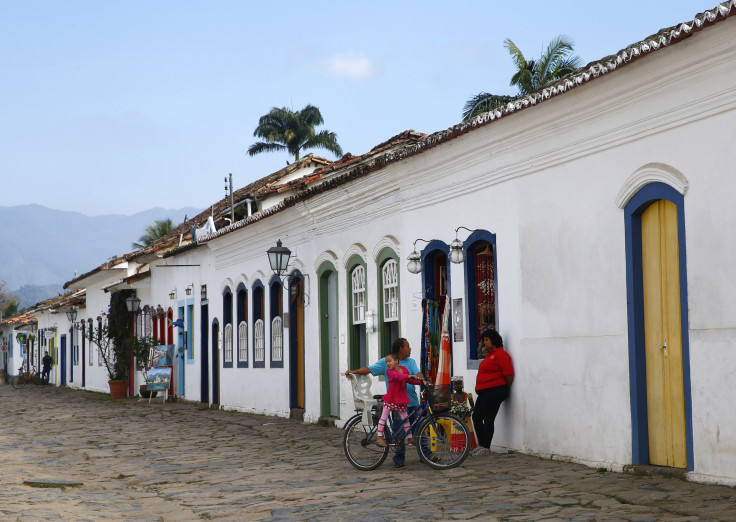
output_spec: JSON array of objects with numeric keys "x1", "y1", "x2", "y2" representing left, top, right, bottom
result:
[{"x1": 7, "y1": 1, "x2": 733, "y2": 486}]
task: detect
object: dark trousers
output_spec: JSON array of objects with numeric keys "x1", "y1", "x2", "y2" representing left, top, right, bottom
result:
[
  {"x1": 472, "y1": 385, "x2": 509, "y2": 449},
  {"x1": 41, "y1": 367, "x2": 51, "y2": 384}
]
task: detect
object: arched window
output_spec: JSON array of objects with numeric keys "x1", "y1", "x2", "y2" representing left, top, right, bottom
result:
[
  {"x1": 382, "y1": 259, "x2": 399, "y2": 322},
  {"x1": 352, "y1": 265, "x2": 366, "y2": 324},
  {"x1": 97, "y1": 317, "x2": 103, "y2": 366},
  {"x1": 463, "y1": 231, "x2": 497, "y2": 365},
  {"x1": 377, "y1": 249, "x2": 400, "y2": 357},
  {"x1": 269, "y1": 277, "x2": 283, "y2": 368},
  {"x1": 236, "y1": 284, "x2": 248, "y2": 368},
  {"x1": 223, "y1": 287, "x2": 233, "y2": 368},
  {"x1": 238, "y1": 321, "x2": 248, "y2": 363},
  {"x1": 252, "y1": 281, "x2": 265, "y2": 368},
  {"x1": 346, "y1": 255, "x2": 368, "y2": 369},
  {"x1": 271, "y1": 316, "x2": 283, "y2": 362},
  {"x1": 224, "y1": 323, "x2": 233, "y2": 363},
  {"x1": 254, "y1": 319, "x2": 265, "y2": 363}
]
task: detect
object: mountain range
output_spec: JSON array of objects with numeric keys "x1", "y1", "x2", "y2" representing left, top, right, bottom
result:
[{"x1": 0, "y1": 204, "x2": 200, "y2": 308}]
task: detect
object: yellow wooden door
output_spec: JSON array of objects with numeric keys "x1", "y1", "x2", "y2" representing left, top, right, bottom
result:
[{"x1": 641, "y1": 200, "x2": 687, "y2": 468}]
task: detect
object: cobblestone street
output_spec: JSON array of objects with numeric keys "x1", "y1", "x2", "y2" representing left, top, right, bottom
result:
[{"x1": 0, "y1": 384, "x2": 734, "y2": 521}]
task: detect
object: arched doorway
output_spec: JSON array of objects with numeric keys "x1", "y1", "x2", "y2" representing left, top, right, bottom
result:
[
  {"x1": 211, "y1": 319, "x2": 220, "y2": 405},
  {"x1": 289, "y1": 272, "x2": 305, "y2": 413},
  {"x1": 625, "y1": 182, "x2": 693, "y2": 470},
  {"x1": 318, "y1": 263, "x2": 339, "y2": 418}
]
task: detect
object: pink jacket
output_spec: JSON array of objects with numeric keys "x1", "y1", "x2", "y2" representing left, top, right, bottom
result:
[{"x1": 384, "y1": 367, "x2": 422, "y2": 405}]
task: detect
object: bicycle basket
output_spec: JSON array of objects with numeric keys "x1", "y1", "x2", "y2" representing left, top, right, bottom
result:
[{"x1": 426, "y1": 384, "x2": 452, "y2": 412}]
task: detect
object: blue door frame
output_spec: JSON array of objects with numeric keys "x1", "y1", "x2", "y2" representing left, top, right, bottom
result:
[{"x1": 624, "y1": 182, "x2": 694, "y2": 470}]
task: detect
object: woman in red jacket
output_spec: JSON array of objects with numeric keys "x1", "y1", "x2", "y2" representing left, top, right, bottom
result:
[{"x1": 471, "y1": 329, "x2": 514, "y2": 456}]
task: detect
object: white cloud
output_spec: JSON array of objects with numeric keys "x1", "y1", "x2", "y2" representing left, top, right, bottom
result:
[{"x1": 327, "y1": 50, "x2": 381, "y2": 81}]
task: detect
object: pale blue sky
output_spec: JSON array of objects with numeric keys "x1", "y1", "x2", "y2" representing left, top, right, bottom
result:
[{"x1": 0, "y1": 0, "x2": 720, "y2": 216}]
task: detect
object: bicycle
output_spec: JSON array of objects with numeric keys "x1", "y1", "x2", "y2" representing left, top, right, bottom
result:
[
  {"x1": 343, "y1": 377, "x2": 471, "y2": 471},
  {"x1": 11, "y1": 366, "x2": 42, "y2": 388}
]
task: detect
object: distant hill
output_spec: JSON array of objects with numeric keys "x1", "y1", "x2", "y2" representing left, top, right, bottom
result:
[
  {"x1": 11, "y1": 284, "x2": 64, "y2": 310},
  {"x1": 0, "y1": 205, "x2": 201, "y2": 296}
]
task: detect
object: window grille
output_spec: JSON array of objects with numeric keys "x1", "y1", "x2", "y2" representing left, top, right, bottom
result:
[
  {"x1": 382, "y1": 259, "x2": 399, "y2": 322},
  {"x1": 238, "y1": 321, "x2": 248, "y2": 362},
  {"x1": 271, "y1": 316, "x2": 283, "y2": 362},
  {"x1": 254, "y1": 319, "x2": 265, "y2": 362},
  {"x1": 352, "y1": 266, "x2": 366, "y2": 324},
  {"x1": 224, "y1": 323, "x2": 233, "y2": 363},
  {"x1": 145, "y1": 308, "x2": 152, "y2": 337}
]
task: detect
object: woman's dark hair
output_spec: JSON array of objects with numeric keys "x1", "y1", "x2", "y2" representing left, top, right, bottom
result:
[
  {"x1": 481, "y1": 329, "x2": 503, "y2": 348},
  {"x1": 390, "y1": 337, "x2": 407, "y2": 355}
]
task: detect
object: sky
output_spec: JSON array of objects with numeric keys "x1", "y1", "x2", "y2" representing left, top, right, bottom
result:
[{"x1": 0, "y1": 0, "x2": 722, "y2": 216}]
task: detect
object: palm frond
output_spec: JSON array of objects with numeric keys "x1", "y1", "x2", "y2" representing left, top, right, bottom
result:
[
  {"x1": 462, "y1": 92, "x2": 514, "y2": 121},
  {"x1": 247, "y1": 141, "x2": 287, "y2": 157}
]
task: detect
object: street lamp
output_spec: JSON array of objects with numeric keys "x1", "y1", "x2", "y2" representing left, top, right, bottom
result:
[
  {"x1": 66, "y1": 306, "x2": 78, "y2": 323},
  {"x1": 267, "y1": 239, "x2": 292, "y2": 277},
  {"x1": 125, "y1": 295, "x2": 141, "y2": 314}
]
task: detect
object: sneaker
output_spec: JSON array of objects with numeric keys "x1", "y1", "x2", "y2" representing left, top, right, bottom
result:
[{"x1": 470, "y1": 447, "x2": 490, "y2": 456}]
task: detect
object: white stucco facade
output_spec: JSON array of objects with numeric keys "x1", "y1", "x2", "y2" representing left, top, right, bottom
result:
[{"x1": 5, "y1": 3, "x2": 736, "y2": 486}]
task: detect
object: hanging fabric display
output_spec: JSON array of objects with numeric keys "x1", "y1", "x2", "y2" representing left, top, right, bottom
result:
[
  {"x1": 435, "y1": 302, "x2": 452, "y2": 387},
  {"x1": 421, "y1": 299, "x2": 440, "y2": 383}
]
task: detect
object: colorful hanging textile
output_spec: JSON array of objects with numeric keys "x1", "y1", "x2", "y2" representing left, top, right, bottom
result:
[
  {"x1": 435, "y1": 302, "x2": 451, "y2": 387},
  {"x1": 421, "y1": 300, "x2": 440, "y2": 383}
]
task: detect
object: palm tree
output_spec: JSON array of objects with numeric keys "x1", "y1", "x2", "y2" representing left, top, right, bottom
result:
[
  {"x1": 462, "y1": 35, "x2": 583, "y2": 121},
  {"x1": 247, "y1": 105, "x2": 343, "y2": 162},
  {"x1": 505, "y1": 35, "x2": 582, "y2": 95},
  {"x1": 132, "y1": 218, "x2": 174, "y2": 249},
  {"x1": 462, "y1": 92, "x2": 515, "y2": 122}
]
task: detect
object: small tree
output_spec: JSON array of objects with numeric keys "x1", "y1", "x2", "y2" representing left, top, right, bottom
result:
[{"x1": 89, "y1": 291, "x2": 157, "y2": 382}]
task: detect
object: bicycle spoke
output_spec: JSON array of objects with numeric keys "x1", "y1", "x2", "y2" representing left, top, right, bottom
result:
[
  {"x1": 343, "y1": 416, "x2": 389, "y2": 471},
  {"x1": 417, "y1": 413, "x2": 471, "y2": 470}
]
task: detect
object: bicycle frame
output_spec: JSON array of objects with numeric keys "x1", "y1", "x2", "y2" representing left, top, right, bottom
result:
[{"x1": 342, "y1": 385, "x2": 471, "y2": 470}]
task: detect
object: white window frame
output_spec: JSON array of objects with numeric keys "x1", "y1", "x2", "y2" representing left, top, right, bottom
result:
[
  {"x1": 382, "y1": 259, "x2": 399, "y2": 322},
  {"x1": 271, "y1": 316, "x2": 283, "y2": 362},
  {"x1": 254, "y1": 319, "x2": 265, "y2": 362},
  {"x1": 224, "y1": 323, "x2": 233, "y2": 363},
  {"x1": 238, "y1": 321, "x2": 248, "y2": 362},
  {"x1": 352, "y1": 265, "x2": 366, "y2": 324}
]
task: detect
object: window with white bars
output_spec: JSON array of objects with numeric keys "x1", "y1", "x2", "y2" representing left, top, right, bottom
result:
[
  {"x1": 145, "y1": 310, "x2": 152, "y2": 338},
  {"x1": 135, "y1": 311, "x2": 144, "y2": 337},
  {"x1": 238, "y1": 321, "x2": 248, "y2": 362},
  {"x1": 352, "y1": 265, "x2": 366, "y2": 324},
  {"x1": 271, "y1": 316, "x2": 283, "y2": 362},
  {"x1": 382, "y1": 259, "x2": 399, "y2": 322},
  {"x1": 254, "y1": 319, "x2": 265, "y2": 362},
  {"x1": 224, "y1": 323, "x2": 233, "y2": 363}
]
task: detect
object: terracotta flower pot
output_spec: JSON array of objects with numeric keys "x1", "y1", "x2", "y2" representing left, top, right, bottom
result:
[{"x1": 108, "y1": 379, "x2": 128, "y2": 399}]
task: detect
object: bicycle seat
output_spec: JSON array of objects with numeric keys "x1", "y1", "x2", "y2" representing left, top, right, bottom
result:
[{"x1": 349, "y1": 374, "x2": 380, "y2": 427}]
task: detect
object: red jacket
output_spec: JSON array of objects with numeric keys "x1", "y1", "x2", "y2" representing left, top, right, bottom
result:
[{"x1": 475, "y1": 347, "x2": 513, "y2": 391}]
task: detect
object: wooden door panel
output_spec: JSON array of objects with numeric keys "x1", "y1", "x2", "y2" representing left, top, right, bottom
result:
[{"x1": 642, "y1": 200, "x2": 687, "y2": 468}]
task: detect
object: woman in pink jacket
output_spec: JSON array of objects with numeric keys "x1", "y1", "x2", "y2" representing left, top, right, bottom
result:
[{"x1": 376, "y1": 353, "x2": 423, "y2": 447}]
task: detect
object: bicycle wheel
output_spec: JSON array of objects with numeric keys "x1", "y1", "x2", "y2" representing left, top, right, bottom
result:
[
  {"x1": 32, "y1": 374, "x2": 42, "y2": 386},
  {"x1": 11, "y1": 374, "x2": 27, "y2": 389},
  {"x1": 343, "y1": 415, "x2": 389, "y2": 471},
  {"x1": 416, "y1": 413, "x2": 471, "y2": 470}
]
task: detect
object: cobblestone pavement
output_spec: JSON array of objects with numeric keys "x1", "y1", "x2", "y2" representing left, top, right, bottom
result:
[{"x1": 1, "y1": 385, "x2": 734, "y2": 521}]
